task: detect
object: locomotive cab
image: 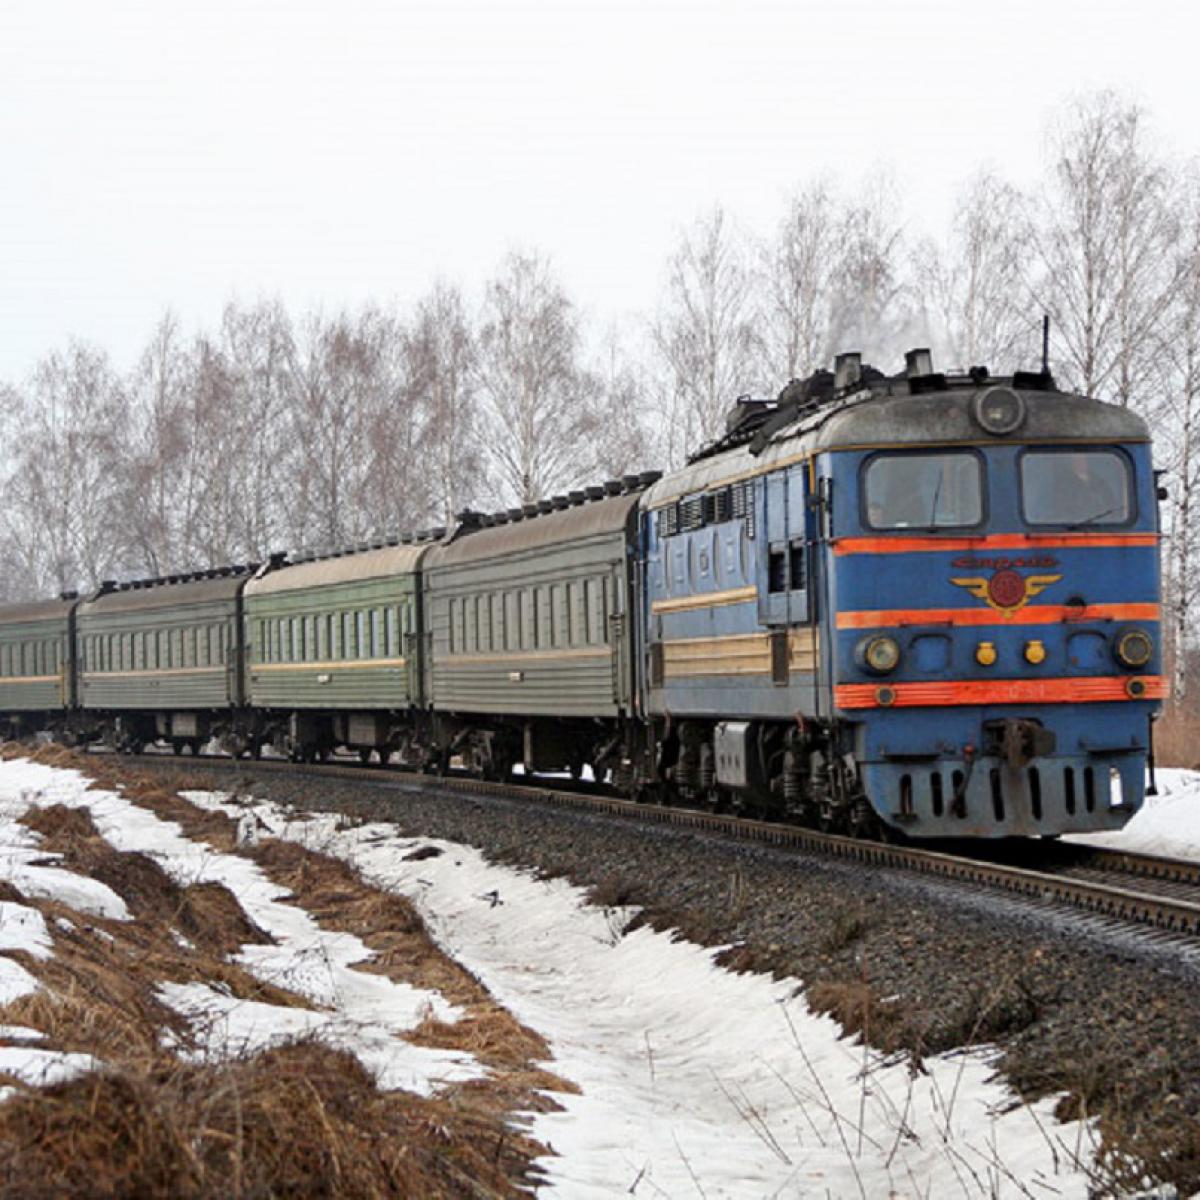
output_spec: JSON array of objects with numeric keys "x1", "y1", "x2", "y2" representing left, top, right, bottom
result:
[{"x1": 824, "y1": 368, "x2": 1162, "y2": 837}]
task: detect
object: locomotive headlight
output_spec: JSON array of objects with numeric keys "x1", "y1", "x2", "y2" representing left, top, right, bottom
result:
[
  {"x1": 972, "y1": 386, "x2": 1026, "y2": 435},
  {"x1": 1114, "y1": 628, "x2": 1153, "y2": 669},
  {"x1": 859, "y1": 635, "x2": 901, "y2": 674}
]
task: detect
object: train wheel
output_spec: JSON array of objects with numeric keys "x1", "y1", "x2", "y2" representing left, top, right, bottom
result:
[
  {"x1": 378, "y1": 748, "x2": 391, "y2": 767},
  {"x1": 358, "y1": 749, "x2": 372, "y2": 765},
  {"x1": 846, "y1": 796, "x2": 878, "y2": 840}
]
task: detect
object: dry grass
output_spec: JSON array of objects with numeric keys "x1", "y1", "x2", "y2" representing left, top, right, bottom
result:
[
  {"x1": 0, "y1": 745, "x2": 570, "y2": 1195},
  {"x1": 0, "y1": 1041, "x2": 541, "y2": 1198},
  {"x1": 1155, "y1": 702, "x2": 1200, "y2": 769},
  {"x1": 806, "y1": 979, "x2": 910, "y2": 1054}
]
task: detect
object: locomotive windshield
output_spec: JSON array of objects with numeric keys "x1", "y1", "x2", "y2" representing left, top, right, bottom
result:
[
  {"x1": 863, "y1": 452, "x2": 983, "y2": 530},
  {"x1": 1021, "y1": 449, "x2": 1132, "y2": 527}
]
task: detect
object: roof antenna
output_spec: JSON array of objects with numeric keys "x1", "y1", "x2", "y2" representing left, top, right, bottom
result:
[{"x1": 1041, "y1": 313, "x2": 1051, "y2": 376}]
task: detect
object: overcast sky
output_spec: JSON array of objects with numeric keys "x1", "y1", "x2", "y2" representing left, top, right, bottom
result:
[{"x1": 1, "y1": 0, "x2": 1196, "y2": 383}]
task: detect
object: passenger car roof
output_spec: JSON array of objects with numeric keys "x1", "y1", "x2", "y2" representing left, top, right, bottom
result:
[
  {"x1": 77, "y1": 574, "x2": 250, "y2": 616},
  {"x1": 245, "y1": 545, "x2": 428, "y2": 597},
  {"x1": 0, "y1": 597, "x2": 77, "y2": 627},
  {"x1": 426, "y1": 492, "x2": 641, "y2": 569}
]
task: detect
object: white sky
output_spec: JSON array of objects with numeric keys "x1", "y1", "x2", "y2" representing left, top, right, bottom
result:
[{"x1": 1, "y1": 0, "x2": 1197, "y2": 384}]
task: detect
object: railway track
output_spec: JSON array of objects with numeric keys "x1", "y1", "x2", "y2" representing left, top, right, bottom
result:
[{"x1": 117, "y1": 748, "x2": 1200, "y2": 941}]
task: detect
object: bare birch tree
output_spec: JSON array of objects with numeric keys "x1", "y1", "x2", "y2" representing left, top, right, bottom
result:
[
  {"x1": 476, "y1": 251, "x2": 595, "y2": 505},
  {"x1": 914, "y1": 170, "x2": 1038, "y2": 370},
  {"x1": 408, "y1": 281, "x2": 481, "y2": 523},
  {"x1": 4, "y1": 342, "x2": 127, "y2": 593},
  {"x1": 653, "y1": 207, "x2": 764, "y2": 465},
  {"x1": 826, "y1": 178, "x2": 912, "y2": 368},
  {"x1": 762, "y1": 181, "x2": 842, "y2": 381},
  {"x1": 1157, "y1": 171, "x2": 1200, "y2": 699},
  {"x1": 1033, "y1": 91, "x2": 1177, "y2": 406},
  {"x1": 219, "y1": 300, "x2": 296, "y2": 559}
]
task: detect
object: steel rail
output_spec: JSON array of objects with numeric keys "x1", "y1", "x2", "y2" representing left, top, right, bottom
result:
[{"x1": 120, "y1": 749, "x2": 1200, "y2": 938}]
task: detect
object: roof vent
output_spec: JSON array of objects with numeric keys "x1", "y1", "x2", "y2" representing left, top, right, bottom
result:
[
  {"x1": 834, "y1": 352, "x2": 862, "y2": 390},
  {"x1": 905, "y1": 348, "x2": 934, "y2": 377},
  {"x1": 585, "y1": 485, "x2": 605, "y2": 501},
  {"x1": 725, "y1": 395, "x2": 773, "y2": 435}
]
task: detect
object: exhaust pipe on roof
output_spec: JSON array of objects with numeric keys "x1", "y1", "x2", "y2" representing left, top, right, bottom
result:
[
  {"x1": 834, "y1": 352, "x2": 862, "y2": 390},
  {"x1": 905, "y1": 348, "x2": 934, "y2": 378}
]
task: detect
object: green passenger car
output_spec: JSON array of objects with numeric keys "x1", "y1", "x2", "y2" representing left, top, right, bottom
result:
[
  {"x1": 422, "y1": 492, "x2": 642, "y2": 777},
  {"x1": 75, "y1": 572, "x2": 253, "y2": 752},
  {"x1": 242, "y1": 545, "x2": 428, "y2": 761},
  {"x1": 0, "y1": 597, "x2": 77, "y2": 738}
]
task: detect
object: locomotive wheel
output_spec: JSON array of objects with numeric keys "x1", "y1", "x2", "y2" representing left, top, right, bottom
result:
[
  {"x1": 358, "y1": 749, "x2": 372, "y2": 765},
  {"x1": 846, "y1": 796, "x2": 878, "y2": 840},
  {"x1": 377, "y1": 748, "x2": 391, "y2": 767}
]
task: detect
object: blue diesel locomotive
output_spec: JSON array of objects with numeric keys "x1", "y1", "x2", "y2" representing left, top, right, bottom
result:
[{"x1": 642, "y1": 350, "x2": 1163, "y2": 837}]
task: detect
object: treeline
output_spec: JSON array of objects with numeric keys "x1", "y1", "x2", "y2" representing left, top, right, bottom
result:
[{"x1": 1, "y1": 90, "x2": 1197, "y2": 692}]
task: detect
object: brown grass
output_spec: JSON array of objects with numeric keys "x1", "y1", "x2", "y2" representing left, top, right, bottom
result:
[
  {"x1": 0, "y1": 747, "x2": 571, "y2": 1194},
  {"x1": 0, "y1": 1041, "x2": 543, "y2": 1197}
]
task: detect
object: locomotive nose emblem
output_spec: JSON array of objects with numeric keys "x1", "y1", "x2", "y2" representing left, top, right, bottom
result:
[{"x1": 950, "y1": 570, "x2": 1062, "y2": 614}]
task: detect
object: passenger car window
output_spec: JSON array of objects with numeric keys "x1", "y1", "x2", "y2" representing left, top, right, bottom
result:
[
  {"x1": 1021, "y1": 449, "x2": 1132, "y2": 526},
  {"x1": 863, "y1": 453, "x2": 983, "y2": 530}
]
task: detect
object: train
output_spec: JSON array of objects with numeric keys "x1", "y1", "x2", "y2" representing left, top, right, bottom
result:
[{"x1": 0, "y1": 348, "x2": 1165, "y2": 839}]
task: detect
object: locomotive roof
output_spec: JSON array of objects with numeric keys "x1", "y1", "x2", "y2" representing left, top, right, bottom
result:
[
  {"x1": 427, "y1": 490, "x2": 643, "y2": 568},
  {"x1": 77, "y1": 572, "x2": 253, "y2": 616},
  {"x1": 644, "y1": 378, "x2": 1150, "y2": 508},
  {"x1": 245, "y1": 544, "x2": 428, "y2": 596},
  {"x1": 0, "y1": 596, "x2": 77, "y2": 627}
]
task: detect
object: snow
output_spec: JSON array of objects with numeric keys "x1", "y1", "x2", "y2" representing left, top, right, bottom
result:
[
  {"x1": 0, "y1": 1045, "x2": 101, "y2": 1089},
  {"x1": 158, "y1": 980, "x2": 472, "y2": 1092},
  {"x1": 186, "y1": 790, "x2": 1121, "y2": 1199},
  {"x1": 1070, "y1": 768, "x2": 1200, "y2": 859},
  {"x1": 0, "y1": 902, "x2": 52, "y2": 960},
  {"x1": 0, "y1": 799, "x2": 129, "y2": 920},
  {"x1": 0, "y1": 759, "x2": 483, "y2": 1098},
  {"x1": 0, "y1": 957, "x2": 40, "y2": 1006}
]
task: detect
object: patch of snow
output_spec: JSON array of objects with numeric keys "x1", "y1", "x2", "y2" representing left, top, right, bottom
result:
[
  {"x1": 0, "y1": 958, "x2": 41, "y2": 1006},
  {"x1": 0, "y1": 902, "x2": 52, "y2": 960},
  {"x1": 0, "y1": 759, "x2": 482, "y2": 1097},
  {"x1": 191, "y1": 790, "x2": 1098, "y2": 1199},
  {"x1": 0, "y1": 1025, "x2": 46, "y2": 1042},
  {"x1": 0, "y1": 797, "x2": 129, "y2": 920},
  {"x1": 1070, "y1": 768, "x2": 1200, "y2": 860},
  {"x1": 159, "y1": 981, "x2": 478, "y2": 1094},
  {"x1": 0, "y1": 1045, "x2": 101, "y2": 1088}
]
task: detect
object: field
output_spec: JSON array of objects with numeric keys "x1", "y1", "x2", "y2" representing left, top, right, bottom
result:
[{"x1": 2, "y1": 746, "x2": 1199, "y2": 1196}]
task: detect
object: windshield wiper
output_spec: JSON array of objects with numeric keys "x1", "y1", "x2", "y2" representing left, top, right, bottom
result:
[
  {"x1": 1064, "y1": 506, "x2": 1120, "y2": 530},
  {"x1": 923, "y1": 474, "x2": 944, "y2": 530}
]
